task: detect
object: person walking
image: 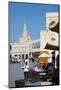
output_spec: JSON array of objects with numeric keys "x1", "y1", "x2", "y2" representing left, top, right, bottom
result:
[{"x1": 24, "y1": 57, "x2": 29, "y2": 81}]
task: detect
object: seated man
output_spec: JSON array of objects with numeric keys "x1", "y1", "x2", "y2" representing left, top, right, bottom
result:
[{"x1": 33, "y1": 63, "x2": 45, "y2": 72}]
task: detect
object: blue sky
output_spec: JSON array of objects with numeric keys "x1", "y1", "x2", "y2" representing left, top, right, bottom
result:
[{"x1": 9, "y1": 2, "x2": 59, "y2": 43}]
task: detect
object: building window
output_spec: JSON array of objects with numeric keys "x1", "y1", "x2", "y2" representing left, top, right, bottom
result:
[
  {"x1": 10, "y1": 45, "x2": 12, "y2": 50},
  {"x1": 51, "y1": 38, "x2": 55, "y2": 41},
  {"x1": 49, "y1": 21, "x2": 55, "y2": 26},
  {"x1": 22, "y1": 54, "x2": 24, "y2": 59},
  {"x1": 15, "y1": 55, "x2": 17, "y2": 56},
  {"x1": 19, "y1": 55, "x2": 21, "y2": 59},
  {"x1": 26, "y1": 54, "x2": 28, "y2": 59},
  {"x1": 10, "y1": 55, "x2": 12, "y2": 59}
]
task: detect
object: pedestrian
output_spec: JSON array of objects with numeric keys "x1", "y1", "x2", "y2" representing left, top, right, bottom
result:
[{"x1": 24, "y1": 57, "x2": 29, "y2": 80}]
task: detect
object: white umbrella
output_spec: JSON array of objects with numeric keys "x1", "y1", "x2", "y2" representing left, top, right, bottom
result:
[{"x1": 38, "y1": 53, "x2": 50, "y2": 58}]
